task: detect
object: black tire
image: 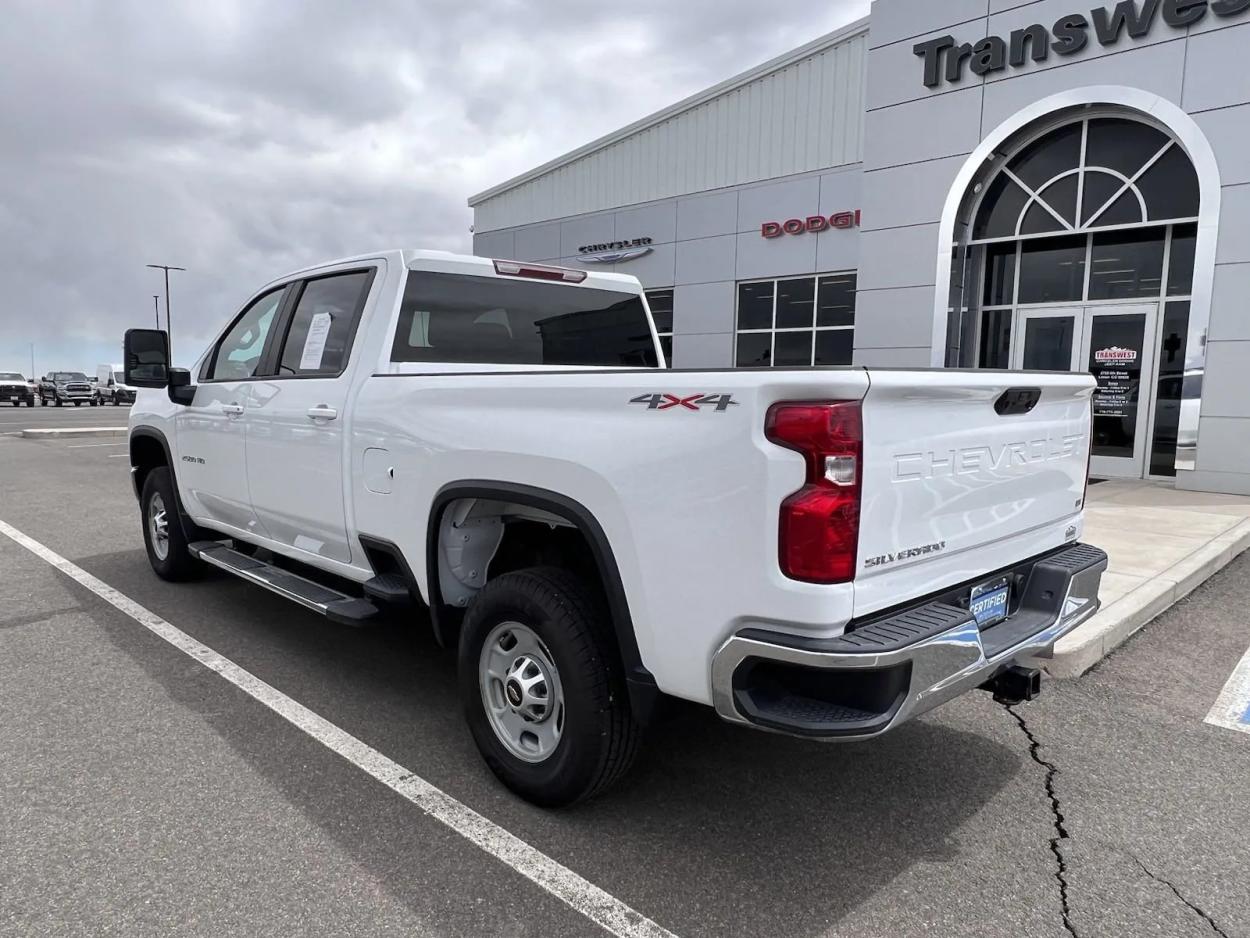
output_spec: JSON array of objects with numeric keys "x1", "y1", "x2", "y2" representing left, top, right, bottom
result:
[
  {"x1": 54, "y1": 397, "x2": 62, "y2": 407},
  {"x1": 25, "y1": 398, "x2": 33, "y2": 407},
  {"x1": 139, "y1": 467, "x2": 200, "y2": 581},
  {"x1": 459, "y1": 566, "x2": 641, "y2": 807}
]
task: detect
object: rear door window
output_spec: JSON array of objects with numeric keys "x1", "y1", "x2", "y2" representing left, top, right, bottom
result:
[
  {"x1": 391, "y1": 271, "x2": 658, "y2": 366},
  {"x1": 276, "y1": 271, "x2": 374, "y2": 376}
]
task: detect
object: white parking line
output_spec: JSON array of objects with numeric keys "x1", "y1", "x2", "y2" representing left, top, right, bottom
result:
[
  {"x1": 1205, "y1": 645, "x2": 1250, "y2": 737},
  {"x1": 0, "y1": 519, "x2": 676, "y2": 938},
  {"x1": 67, "y1": 442, "x2": 128, "y2": 448}
]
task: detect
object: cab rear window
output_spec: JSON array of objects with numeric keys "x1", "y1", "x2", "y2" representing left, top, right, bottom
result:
[{"x1": 391, "y1": 271, "x2": 659, "y2": 367}]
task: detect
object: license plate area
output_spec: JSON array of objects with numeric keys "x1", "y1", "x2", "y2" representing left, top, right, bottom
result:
[{"x1": 969, "y1": 578, "x2": 1010, "y2": 629}]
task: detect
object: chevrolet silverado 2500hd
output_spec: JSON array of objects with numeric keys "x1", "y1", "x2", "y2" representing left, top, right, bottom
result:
[{"x1": 124, "y1": 249, "x2": 1107, "y2": 806}]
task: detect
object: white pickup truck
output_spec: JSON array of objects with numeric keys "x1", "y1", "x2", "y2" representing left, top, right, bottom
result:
[{"x1": 125, "y1": 249, "x2": 1107, "y2": 806}]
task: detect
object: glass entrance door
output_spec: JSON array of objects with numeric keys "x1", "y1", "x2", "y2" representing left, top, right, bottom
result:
[
  {"x1": 1082, "y1": 305, "x2": 1158, "y2": 479},
  {"x1": 1012, "y1": 304, "x2": 1159, "y2": 479}
]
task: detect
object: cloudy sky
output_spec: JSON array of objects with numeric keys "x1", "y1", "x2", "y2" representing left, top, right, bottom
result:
[{"x1": 0, "y1": 0, "x2": 869, "y2": 374}]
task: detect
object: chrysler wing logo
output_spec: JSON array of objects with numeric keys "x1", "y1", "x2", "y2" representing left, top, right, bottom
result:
[
  {"x1": 579, "y1": 237, "x2": 654, "y2": 264},
  {"x1": 579, "y1": 246, "x2": 653, "y2": 265},
  {"x1": 1094, "y1": 346, "x2": 1138, "y2": 364}
]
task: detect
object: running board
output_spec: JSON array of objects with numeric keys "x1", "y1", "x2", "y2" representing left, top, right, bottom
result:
[{"x1": 189, "y1": 541, "x2": 379, "y2": 626}]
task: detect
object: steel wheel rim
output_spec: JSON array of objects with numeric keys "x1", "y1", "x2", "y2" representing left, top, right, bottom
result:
[
  {"x1": 149, "y1": 492, "x2": 170, "y2": 561},
  {"x1": 479, "y1": 621, "x2": 564, "y2": 764}
]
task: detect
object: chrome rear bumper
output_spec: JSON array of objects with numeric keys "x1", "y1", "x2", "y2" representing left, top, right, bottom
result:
[{"x1": 710, "y1": 543, "x2": 1108, "y2": 740}]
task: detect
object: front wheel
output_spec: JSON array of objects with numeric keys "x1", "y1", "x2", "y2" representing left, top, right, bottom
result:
[
  {"x1": 140, "y1": 467, "x2": 200, "y2": 581},
  {"x1": 459, "y1": 567, "x2": 640, "y2": 807}
]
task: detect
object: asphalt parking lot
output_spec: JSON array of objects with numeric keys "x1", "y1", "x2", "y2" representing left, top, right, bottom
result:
[
  {"x1": 2, "y1": 431, "x2": 1248, "y2": 938},
  {"x1": 0, "y1": 400, "x2": 131, "y2": 434}
]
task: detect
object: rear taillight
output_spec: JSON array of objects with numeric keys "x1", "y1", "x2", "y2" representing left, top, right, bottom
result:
[
  {"x1": 765, "y1": 401, "x2": 863, "y2": 584},
  {"x1": 492, "y1": 259, "x2": 587, "y2": 283}
]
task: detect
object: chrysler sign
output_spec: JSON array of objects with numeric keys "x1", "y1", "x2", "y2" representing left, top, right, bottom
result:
[
  {"x1": 578, "y1": 237, "x2": 653, "y2": 263},
  {"x1": 915, "y1": 0, "x2": 1250, "y2": 87}
]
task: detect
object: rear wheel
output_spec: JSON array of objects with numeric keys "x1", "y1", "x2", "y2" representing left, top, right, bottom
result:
[
  {"x1": 459, "y1": 566, "x2": 640, "y2": 807},
  {"x1": 140, "y1": 467, "x2": 199, "y2": 581}
]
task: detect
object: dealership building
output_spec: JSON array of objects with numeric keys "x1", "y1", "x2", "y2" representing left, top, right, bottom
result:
[{"x1": 468, "y1": 0, "x2": 1250, "y2": 494}]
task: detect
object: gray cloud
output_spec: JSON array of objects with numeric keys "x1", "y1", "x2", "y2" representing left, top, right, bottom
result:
[{"x1": 0, "y1": 0, "x2": 869, "y2": 373}]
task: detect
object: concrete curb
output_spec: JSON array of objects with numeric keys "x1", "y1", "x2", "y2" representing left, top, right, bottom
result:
[
  {"x1": 1047, "y1": 518, "x2": 1250, "y2": 678},
  {"x1": 20, "y1": 427, "x2": 127, "y2": 440}
]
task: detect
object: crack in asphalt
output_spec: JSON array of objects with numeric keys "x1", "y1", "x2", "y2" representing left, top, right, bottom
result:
[
  {"x1": 1004, "y1": 704, "x2": 1079, "y2": 938},
  {"x1": 1129, "y1": 856, "x2": 1230, "y2": 938}
]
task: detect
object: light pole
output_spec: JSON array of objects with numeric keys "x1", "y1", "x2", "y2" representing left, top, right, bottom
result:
[
  {"x1": 146, "y1": 264, "x2": 184, "y2": 359},
  {"x1": 29, "y1": 343, "x2": 34, "y2": 380},
  {"x1": 153, "y1": 294, "x2": 161, "y2": 329}
]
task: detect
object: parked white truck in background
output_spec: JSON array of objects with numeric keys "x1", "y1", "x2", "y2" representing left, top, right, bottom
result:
[{"x1": 124, "y1": 249, "x2": 1107, "y2": 806}]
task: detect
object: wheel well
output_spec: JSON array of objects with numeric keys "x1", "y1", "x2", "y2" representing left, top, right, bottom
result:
[
  {"x1": 434, "y1": 497, "x2": 597, "y2": 614},
  {"x1": 427, "y1": 486, "x2": 659, "y2": 722},
  {"x1": 130, "y1": 433, "x2": 168, "y2": 497}
]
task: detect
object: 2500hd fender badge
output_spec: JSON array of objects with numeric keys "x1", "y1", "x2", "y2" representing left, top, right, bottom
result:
[
  {"x1": 630, "y1": 393, "x2": 739, "y2": 412},
  {"x1": 863, "y1": 541, "x2": 947, "y2": 569}
]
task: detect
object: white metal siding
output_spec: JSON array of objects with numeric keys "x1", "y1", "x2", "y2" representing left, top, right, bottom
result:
[{"x1": 472, "y1": 32, "x2": 867, "y2": 232}]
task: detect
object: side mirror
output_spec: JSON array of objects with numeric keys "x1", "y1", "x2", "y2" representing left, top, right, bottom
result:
[
  {"x1": 124, "y1": 329, "x2": 171, "y2": 388},
  {"x1": 168, "y1": 368, "x2": 196, "y2": 405}
]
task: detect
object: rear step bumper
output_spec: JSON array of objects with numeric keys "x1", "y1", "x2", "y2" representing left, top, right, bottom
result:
[{"x1": 710, "y1": 543, "x2": 1108, "y2": 740}]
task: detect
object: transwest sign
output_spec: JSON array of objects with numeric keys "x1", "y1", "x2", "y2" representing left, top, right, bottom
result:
[{"x1": 915, "y1": 0, "x2": 1250, "y2": 88}]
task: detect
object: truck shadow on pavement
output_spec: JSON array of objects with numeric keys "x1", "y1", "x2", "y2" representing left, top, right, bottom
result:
[{"x1": 80, "y1": 550, "x2": 1025, "y2": 938}]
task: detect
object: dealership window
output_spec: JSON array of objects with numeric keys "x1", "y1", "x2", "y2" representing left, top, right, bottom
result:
[
  {"x1": 735, "y1": 273, "x2": 856, "y2": 367},
  {"x1": 645, "y1": 289, "x2": 674, "y2": 365},
  {"x1": 954, "y1": 113, "x2": 1200, "y2": 476}
]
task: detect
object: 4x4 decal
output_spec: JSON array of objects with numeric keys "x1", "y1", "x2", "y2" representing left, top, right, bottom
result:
[{"x1": 629, "y1": 393, "x2": 739, "y2": 412}]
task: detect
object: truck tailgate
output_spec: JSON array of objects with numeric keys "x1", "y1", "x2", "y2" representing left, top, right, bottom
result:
[{"x1": 854, "y1": 370, "x2": 1095, "y2": 617}]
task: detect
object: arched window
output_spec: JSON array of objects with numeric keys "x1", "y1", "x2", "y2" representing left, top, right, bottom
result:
[
  {"x1": 949, "y1": 113, "x2": 1202, "y2": 479},
  {"x1": 974, "y1": 117, "x2": 1199, "y2": 240}
]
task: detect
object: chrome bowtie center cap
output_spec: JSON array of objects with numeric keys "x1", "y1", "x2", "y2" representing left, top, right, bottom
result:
[{"x1": 505, "y1": 654, "x2": 551, "y2": 722}]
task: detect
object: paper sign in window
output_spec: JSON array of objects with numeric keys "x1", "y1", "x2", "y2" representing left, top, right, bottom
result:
[{"x1": 299, "y1": 313, "x2": 333, "y2": 370}]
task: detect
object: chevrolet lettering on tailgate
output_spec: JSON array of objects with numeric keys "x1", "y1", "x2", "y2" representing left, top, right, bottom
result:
[{"x1": 894, "y1": 433, "x2": 1085, "y2": 482}]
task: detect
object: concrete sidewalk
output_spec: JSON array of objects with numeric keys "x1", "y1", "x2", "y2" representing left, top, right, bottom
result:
[{"x1": 1049, "y1": 480, "x2": 1250, "y2": 677}]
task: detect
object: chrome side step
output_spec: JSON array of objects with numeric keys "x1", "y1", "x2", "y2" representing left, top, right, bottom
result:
[{"x1": 189, "y1": 541, "x2": 379, "y2": 626}]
